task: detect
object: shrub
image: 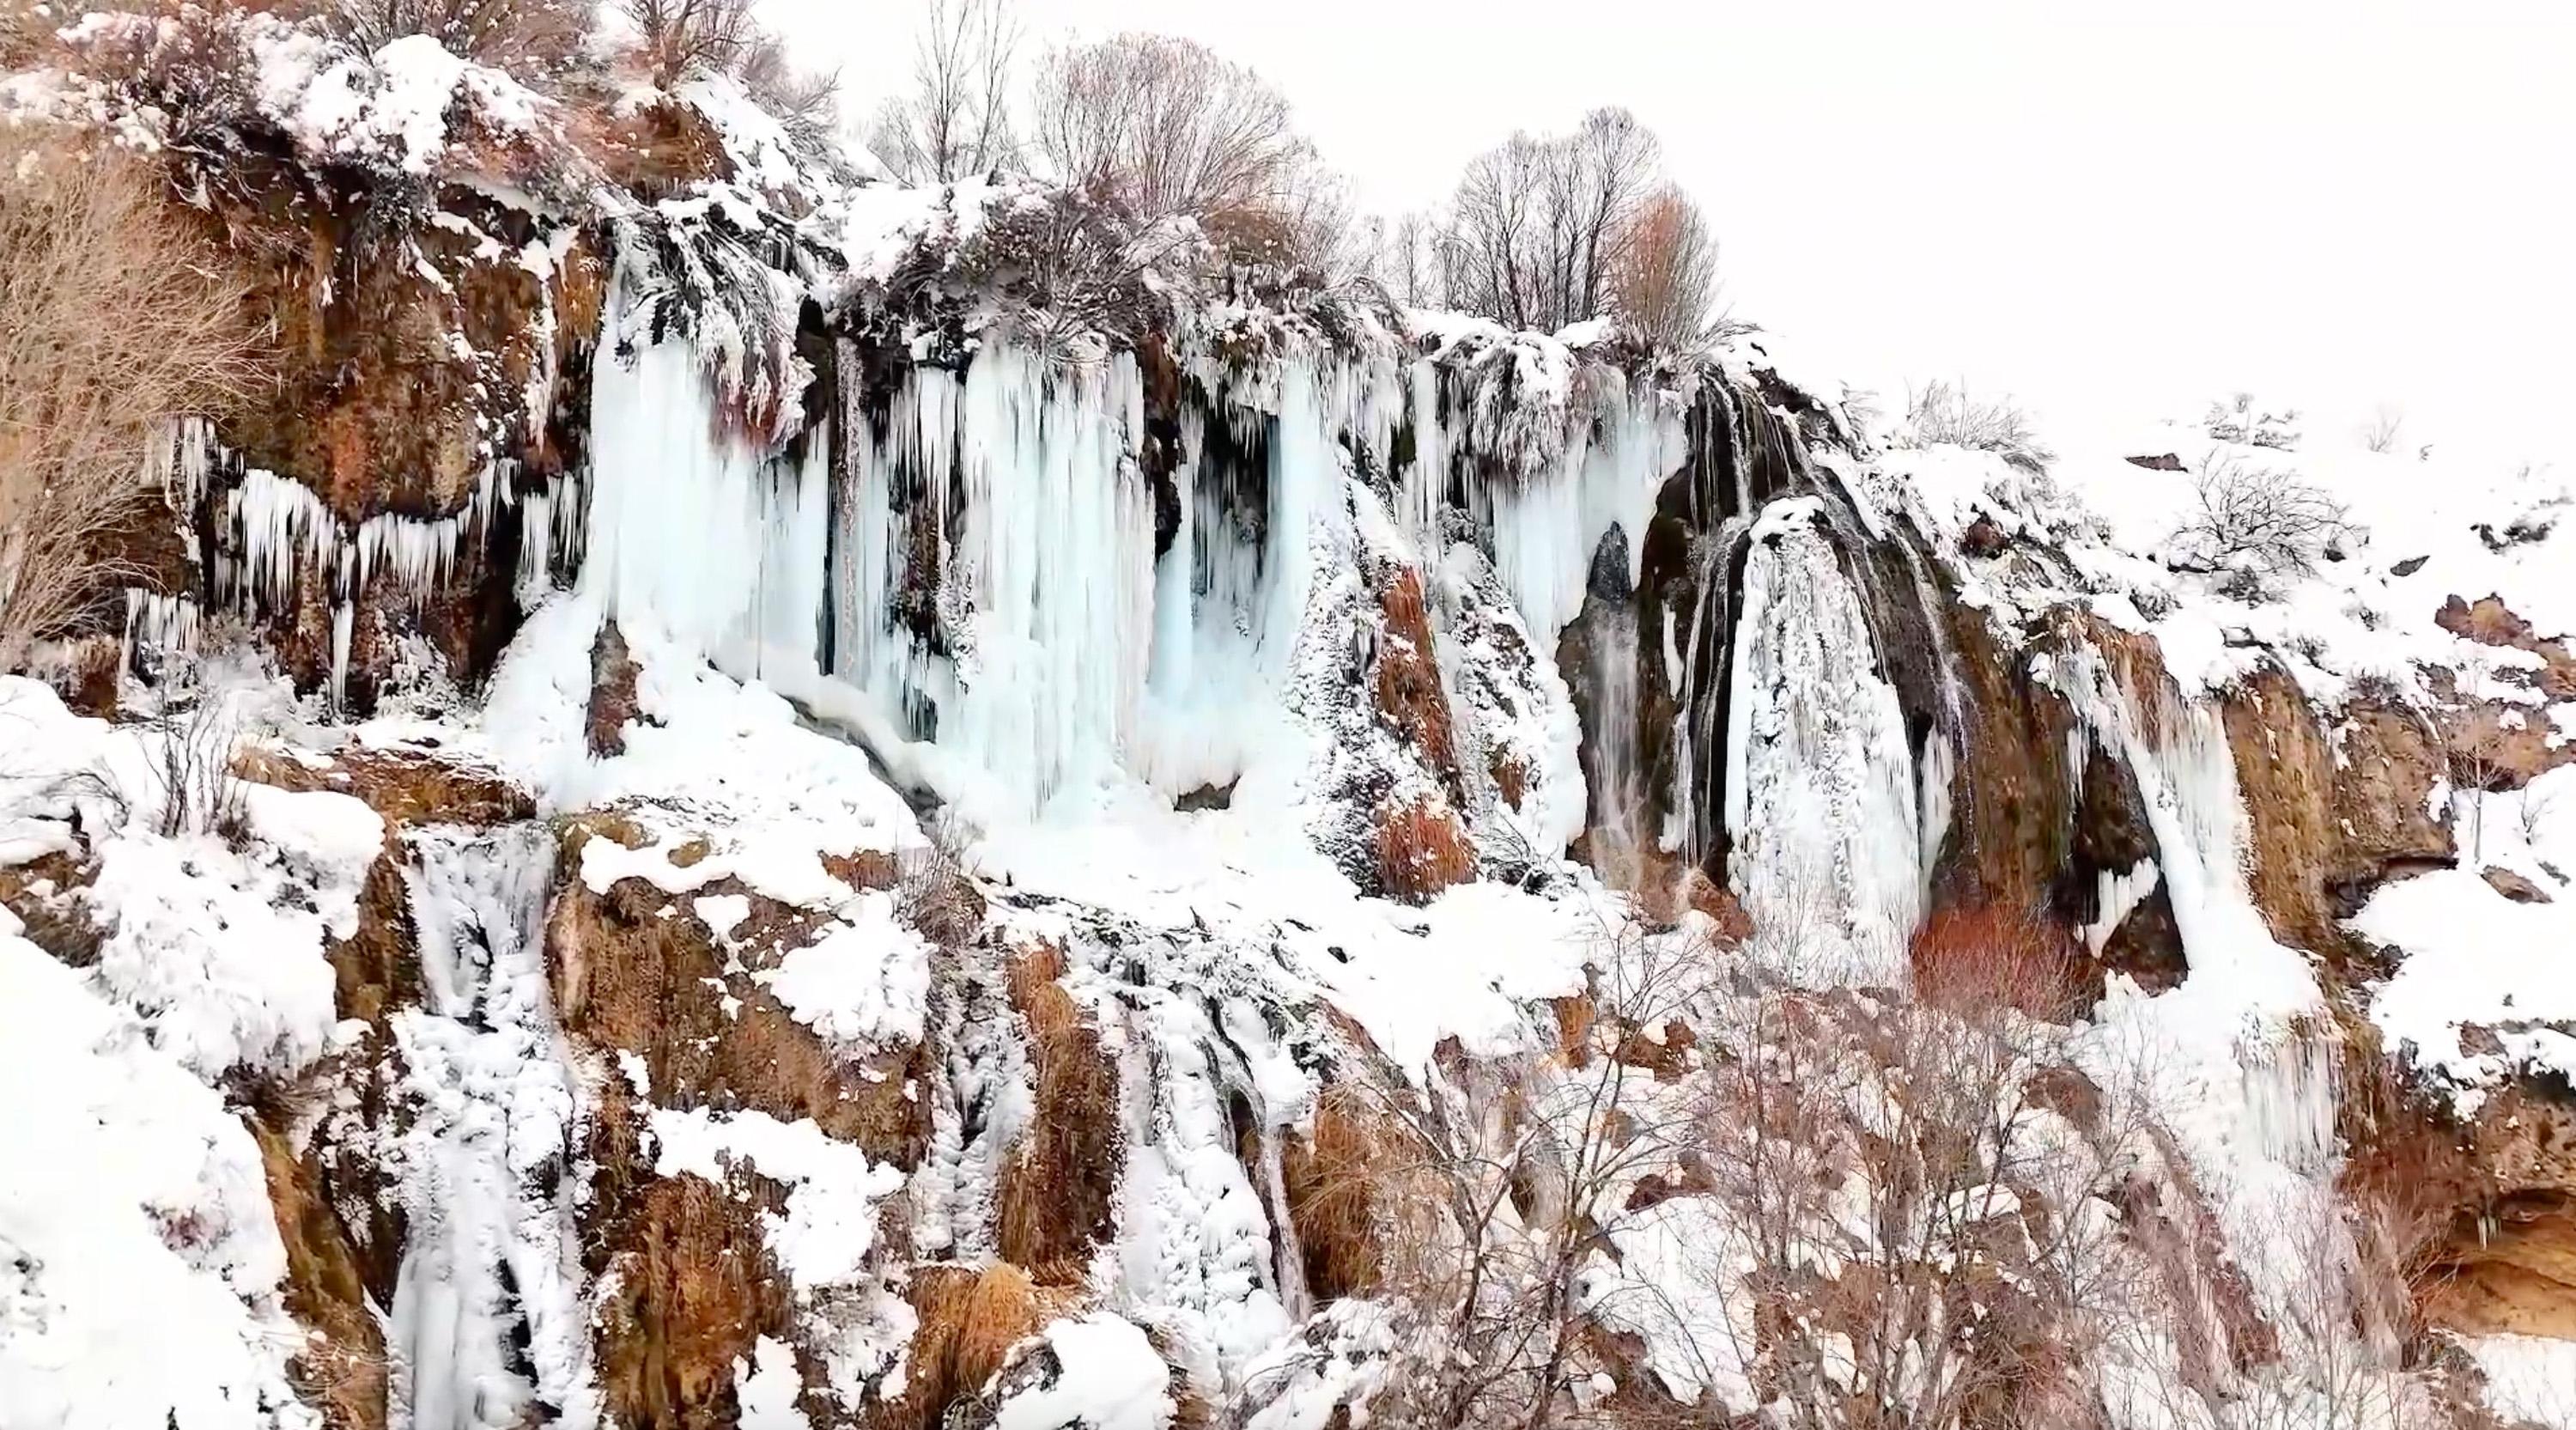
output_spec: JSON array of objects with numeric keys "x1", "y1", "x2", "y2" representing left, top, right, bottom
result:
[
  {"x1": 328, "y1": 0, "x2": 593, "y2": 77},
  {"x1": 145, "y1": 695, "x2": 249, "y2": 841},
  {"x1": 0, "y1": 130, "x2": 265, "y2": 670},
  {"x1": 1908, "y1": 904, "x2": 2081, "y2": 1020},
  {"x1": 1901, "y1": 379, "x2": 2055, "y2": 472},
  {"x1": 2171, "y1": 451, "x2": 2351, "y2": 589},
  {"x1": 895, "y1": 810, "x2": 984, "y2": 947},
  {"x1": 2205, "y1": 391, "x2": 2301, "y2": 451}
]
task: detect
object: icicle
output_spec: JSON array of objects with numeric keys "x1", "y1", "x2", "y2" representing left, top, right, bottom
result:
[
  {"x1": 328, "y1": 601, "x2": 355, "y2": 712},
  {"x1": 518, "y1": 468, "x2": 588, "y2": 599},
  {"x1": 1479, "y1": 366, "x2": 1685, "y2": 648},
  {"x1": 580, "y1": 285, "x2": 775, "y2": 651},
  {"x1": 228, "y1": 466, "x2": 340, "y2": 614},
  {"x1": 2083, "y1": 859, "x2": 2162, "y2": 955},
  {"x1": 948, "y1": 344, "x2": 1157, "y2": 812},
  {"x1": 2243, "y1": 1023, "x2": 2339, "y2": 1176},
  {"x1": 1400, "y1": 360, "x2": 1448, "y2": 550},
  {"x1": 741, "y1": 422, "x2": 833, "y2": 673},
  {"x1": 146, "y1": 415, "x2": 218, "y2": 514},
  {"x1": 121, "y1": 589, "x2": 201, "y2": 666}
]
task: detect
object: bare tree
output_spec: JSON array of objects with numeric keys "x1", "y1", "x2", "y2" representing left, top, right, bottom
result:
[
  {"x1": 1360, "y1": 211, "x2": 1445, "y2": 307},
  {"x1": 1694, "y1": 913, "x2": 2151, "y2": 1430},
  {"x1": 1611, "y1": 185, "x2": 1721, "y2": 353},
  {"x1": 1346, "y1": 916, "x2": 1717, "y2": 1427},
  {"x1": 1023, "y1": 30, "x2": 1352, "y2": 273},
  {"x1": 1443, "y1": 107, "x2": 1664, "y2": 333},
  {"x1": 2172, "y1": 450, "x2": 2351, "y2": 590},
  {"x1": 620, "y1": 0, "x2": 756, "y2": 87},
  {"x1": 1900, "y1": 380, "x2": 2055, "y2": 473},
  {"x1": 869, "y1": 0, "x2": 1023, "y2": 183},
  {"x1": 1028, "y1": 33, "x2": 1290, "y2": 220},
  {"x1": 0, "y1": 131, "x2": 264, "y2": 672},
  {"x1": 735, "y1": 31, "x2": 842, "y2": 148}
]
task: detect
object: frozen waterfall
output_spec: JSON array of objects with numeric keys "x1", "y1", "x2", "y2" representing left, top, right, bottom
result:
[
  {"x1": 387, "y1": 824, "x2": 597, "y2": 1430},
  {"x1": 1722, "y1": 498, "x2": 1928, "y2": 984}
]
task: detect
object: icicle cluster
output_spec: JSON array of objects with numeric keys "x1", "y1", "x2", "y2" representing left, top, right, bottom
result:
[
  {"x1": 130, "y1": 418, "x2": 585, "y2": 705},
  {"x1": 823, "y1": 334, "x2": 1675, "y2": 818}
]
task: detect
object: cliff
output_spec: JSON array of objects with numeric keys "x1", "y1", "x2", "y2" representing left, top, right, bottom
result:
[{"x1": 3, "y1": 14, "x2": 2574, "y2": 1430}]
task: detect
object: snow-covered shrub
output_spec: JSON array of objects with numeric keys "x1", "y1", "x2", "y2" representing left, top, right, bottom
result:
[
  {"x1": 1900, "y1": 378, "x2": 2055, "y2": 473},
  {"x1": 2205, "y1": 391, "x2": 2303, "y2": 451},
  {"x1": 911, "y1": 180, "x2": 1182, "y2": 366},
  {"x1": 327, "y1": 0, "x2": 593, "y2": 79},
  {"x1": 2171, "y1": 452, "x2": 2353, "y2": 593}
]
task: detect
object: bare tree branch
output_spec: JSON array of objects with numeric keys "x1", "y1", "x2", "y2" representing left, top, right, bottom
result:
[{"x1": 0, "y1": 131, "x2": 266, "y2": 670}]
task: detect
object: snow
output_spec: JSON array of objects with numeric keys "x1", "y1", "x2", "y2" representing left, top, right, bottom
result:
[
  {"x1": 758, "y1": 895, "x2": 933, "y2": 1049},
  {"x1": 82, "y1": 830, "x2": 349, "y2": 1080},
  {"x1": 991, "y1": 1314, "x2": 1176, "y2": 1430},
  {"x1": 2356, "y1": 763, "x2": 2576, "y2": 1102},
  {"x1": 1233, "y1": 1301, "x2": 1400, "y2": 1430},
  {"x1": 648, "y1": 1105, "x2": 904, "y2": 1289},
  {"x1": 0, "y1": 677, "x2": 372, "y2": 1081},
  {"x1": 673, "y1": 71, "x2": 828, "y2": 198},
  {"x1": 2467, "y1": 1333, "x2": 2576, "y2": 1430},
  {"x1": 465, "y1": 593, "x2": 923, "y2": 868},
  {"x1": 737, "y1": 1336, "x2": 811, "y2": 1430},
  {"x1": 247, "y1": 21, "x2": 544, "y2": 177},
  {"x1": 818, "y1": 178, "x2": 1021, "y2": 292},
  {"x1": 0, "y1": 926, "x2": 319, "y2": 1430}
]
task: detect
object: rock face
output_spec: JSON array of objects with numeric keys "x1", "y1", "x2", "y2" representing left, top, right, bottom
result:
[{"x1": 10, "y1": 22, "x2": 2576, "y2": 1430}]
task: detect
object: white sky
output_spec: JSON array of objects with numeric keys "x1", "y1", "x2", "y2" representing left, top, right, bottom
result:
[{"x1": 763, "y1": 0, "x2": 2576, "y2": 470}]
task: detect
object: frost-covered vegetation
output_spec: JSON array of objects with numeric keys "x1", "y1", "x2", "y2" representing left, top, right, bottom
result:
[{"x1": 4, "y1": 1, "x2": 2576, "y2": 1428}]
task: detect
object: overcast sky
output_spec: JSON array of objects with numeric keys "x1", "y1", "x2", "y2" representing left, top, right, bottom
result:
[{"x1": 763, "y1": 0, "x2": 2576, "y2": 470}]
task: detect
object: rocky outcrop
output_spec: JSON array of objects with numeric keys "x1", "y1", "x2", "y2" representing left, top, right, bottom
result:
[{"x1": 2222, "y1": 665, "x2": 2453, "y2": 958}]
